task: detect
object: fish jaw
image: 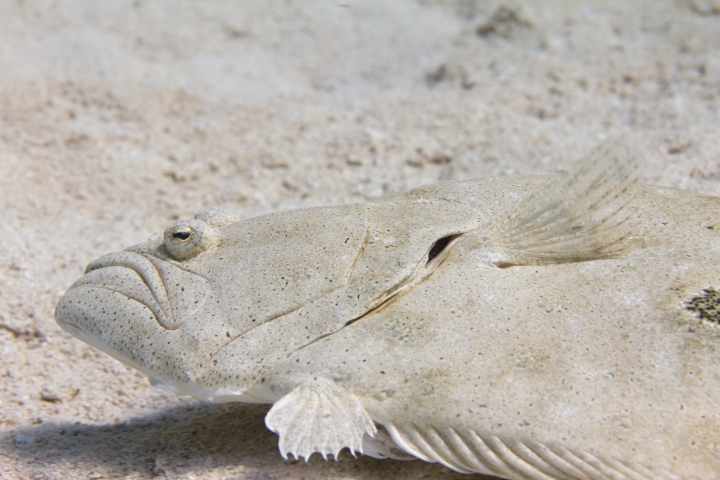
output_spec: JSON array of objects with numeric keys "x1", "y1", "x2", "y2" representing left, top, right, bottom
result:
[
  {"x1": 54, "y1": 251, "x2": 223, "y2": 399},
  {"x1": 55, "y1": 269, "x2": 170, "y2": 378},
  {"x1": 83, "y1": 251, "x2": 177, "y2": 329}
]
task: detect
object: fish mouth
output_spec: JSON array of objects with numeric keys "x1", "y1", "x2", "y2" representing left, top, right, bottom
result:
[
  {"x1": 54, "y1": 262, "x2": 174, "y2": 377},
  {"x1": 56, "y1": 297, "x2": 152, "y2": 375},
  {"x1": 78, "y1": 251, "x2": 178, "y2": 330}
]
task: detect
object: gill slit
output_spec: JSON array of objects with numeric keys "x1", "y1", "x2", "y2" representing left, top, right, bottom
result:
[
  {"x1": 205, "y1": 225, "x2": 373, "y2": 361},
  {"x1": 288, "y1": 233, "x2": 466, "y2": 356}
]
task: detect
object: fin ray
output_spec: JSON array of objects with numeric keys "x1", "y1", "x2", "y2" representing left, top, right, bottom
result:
[
  {"x1": 265, "y1": 378, "x2": 376, "y2": 461},
  {"x1": 361, "y1": 427, "x2": 416, "y2": 460},
  {"x1": 486, "y1": 136, "x2": 642, "y2": 266},
  {"x1": 383, "y1": 422, "x2": 657, "y2": 479}
]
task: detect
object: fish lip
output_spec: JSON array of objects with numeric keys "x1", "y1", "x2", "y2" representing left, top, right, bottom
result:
[
  {"x1": 84, "y1": 251, "x2": 180, "y2": 330},
  {"x1": 57, "y1": 309, "x2": 151, "y2": 374}
]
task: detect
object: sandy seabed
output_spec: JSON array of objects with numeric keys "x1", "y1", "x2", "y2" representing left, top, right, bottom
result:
[{"x1": 1, "y1": 1, "x2": 719, "y2": 479}]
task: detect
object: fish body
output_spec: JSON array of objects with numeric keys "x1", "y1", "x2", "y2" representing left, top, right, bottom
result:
[{"x1": 56, "y1": 141, "x2": 720, "y2": 479}]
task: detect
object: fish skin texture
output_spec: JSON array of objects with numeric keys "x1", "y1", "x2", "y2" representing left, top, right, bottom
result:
[{"x1": 56, "y1": 141, "x2": 720, "y2": 479}]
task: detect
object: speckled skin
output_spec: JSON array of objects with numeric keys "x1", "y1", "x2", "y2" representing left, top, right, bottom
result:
[
  {"x1": 56, "y1": 145, "x2": 720, "y2": 479},
  {"x1": 257, "y1": 184, "x2": 720, "y2": 479}
]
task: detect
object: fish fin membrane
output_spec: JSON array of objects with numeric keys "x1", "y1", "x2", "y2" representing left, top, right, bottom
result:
[
  {"x1": 265, "y1": 378, "x2": 377, "y2": 461},
  {"x1": 489, "y1": 136, "x2": 642, "y2": 265},
  {"x1": 362, "y1": 426, "x2": 416, "y2": 461},
  {"x1": 383, "y1": 423, "x2": 670, "y2": 480}
]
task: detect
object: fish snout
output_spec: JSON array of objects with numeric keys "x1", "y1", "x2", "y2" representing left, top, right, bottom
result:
[{"x1": 82, "y1": 251, "x2": 179, "y2": 329}]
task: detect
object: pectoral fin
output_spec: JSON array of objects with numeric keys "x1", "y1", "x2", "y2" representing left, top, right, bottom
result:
[
  {"x1": 265, "y1": 378, "x2": 377, "y2": 461},
  {"x1": 486, "y1": 136, "x2": 642, "y2": 266}
]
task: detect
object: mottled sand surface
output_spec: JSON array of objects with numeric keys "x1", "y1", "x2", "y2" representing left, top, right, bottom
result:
[{"x1": 1, "y1": 1, "x2": 719, "y2": 478}]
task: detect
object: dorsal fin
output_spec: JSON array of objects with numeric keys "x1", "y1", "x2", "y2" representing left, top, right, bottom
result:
[
  {"x1": 485, "y1": 136, "x2": 642, "y2": 266},
  {"x1": 361, "y1": 427, "x2": 417, "y2": 461},
  {"x1": 383, "y1": 422, "x2": 676, "y2": 480}
]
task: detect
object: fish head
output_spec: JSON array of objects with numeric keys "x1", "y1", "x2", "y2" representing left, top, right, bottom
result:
[{"x1": 55, "y1": 204, "x2": 370, "y2": 401}]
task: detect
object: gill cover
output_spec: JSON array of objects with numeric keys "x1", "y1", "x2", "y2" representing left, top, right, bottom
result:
[{"x1": 202, "y1": 138, "x2": 640, "y2": 398}]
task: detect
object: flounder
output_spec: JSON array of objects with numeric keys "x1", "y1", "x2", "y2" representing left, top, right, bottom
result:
[{"x1": 56, "y1": 139, "x2": 720, "y2": 479}]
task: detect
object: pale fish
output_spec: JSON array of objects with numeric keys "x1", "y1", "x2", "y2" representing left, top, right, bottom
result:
[{"x1": 56, "y1": 139, "x2": 720, "y2": 479}]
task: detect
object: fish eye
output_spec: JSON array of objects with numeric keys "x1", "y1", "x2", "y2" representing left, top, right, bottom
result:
[
  {"x1": 163, "y1": 219, "x2": 217, "y2": 260},
  {"x1": 170, "y1": 226, "x2": 193, "y2": 242}
]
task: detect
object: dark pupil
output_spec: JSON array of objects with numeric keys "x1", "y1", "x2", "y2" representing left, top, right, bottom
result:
[{"x1": 173, "y1": 231, "x2": 191, "y2": 241}]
